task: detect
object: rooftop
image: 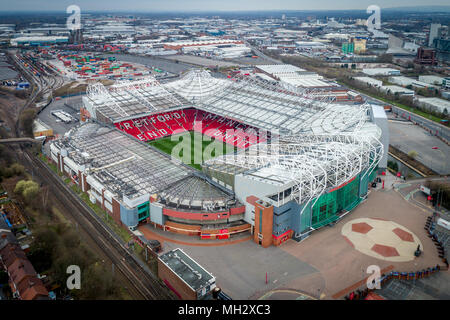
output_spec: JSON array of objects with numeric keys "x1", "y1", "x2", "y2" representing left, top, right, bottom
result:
[
  {"x1": 52, "y1": 122, "x2": 234, "y2": 210},
  {"x1": 159, "y1": 248, "x2": 215, "y2": 292}
]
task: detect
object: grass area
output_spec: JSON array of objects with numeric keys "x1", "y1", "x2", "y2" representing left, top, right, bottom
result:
[
  {"x1": 70, "y1": 183, "x2": 132, "y2": 243},
  {"x1": 38, "y1": 153, "x2": 61, "y2": 176},
  {"x1": 149, "y1": 131, "x2": 237, "y2": 170},
  {"x1": 37, "y1": 153, "x2": 132, "y2": 243},
  {"x1": 51, "y1": 205, "x2": 71, "y2": 225},
  {"x1": 134, "y1": 244, "x2": 158, "y2": 276}
]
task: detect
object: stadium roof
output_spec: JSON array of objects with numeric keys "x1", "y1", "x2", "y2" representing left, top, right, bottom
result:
[
  {"x1": 164, "y1": 69, "x2": 228, "y2": 102},
  {"x1": 52, "y1": 122, "x2": 233, "y2": 210},
  {"x1": 85, "y1": 77, "x2": 188, "y2": 122},
  {"x1": 81, "y1": 70, "x2": 384, "y2": 209},
  {"x1": 85, "y1": 70, "x2": 376, "y2": 137}
]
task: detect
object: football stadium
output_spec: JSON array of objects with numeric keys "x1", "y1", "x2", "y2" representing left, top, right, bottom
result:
[{"x1": 49, "y1": 69, "x2": 388, "y2": 247}]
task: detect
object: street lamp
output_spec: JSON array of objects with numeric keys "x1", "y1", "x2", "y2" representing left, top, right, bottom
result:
[{"x1": 431, "y1": 146, "x2": 446, "y2": 174}]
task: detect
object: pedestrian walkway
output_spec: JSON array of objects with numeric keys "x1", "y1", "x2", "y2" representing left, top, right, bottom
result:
[
  {"x1": 341, "y1": 218, "x2": 423, "y2": 262},
  {"x1": 138, "y1": 224, "x2": 252, "y2": 247}
]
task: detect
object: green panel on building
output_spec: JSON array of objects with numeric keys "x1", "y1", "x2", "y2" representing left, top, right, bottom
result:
[
  {"x1": 311, "y1": 174, "x2": 361, "y2": 228},
  {"x1": 137, "y1": 202, "x2": 150, "y2": 221},
  {"x1": 342, "y1": 42, "x2": 354, "y2": 54}
]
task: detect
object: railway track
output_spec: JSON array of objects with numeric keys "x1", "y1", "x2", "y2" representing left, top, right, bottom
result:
[
  {"x1": 8, "y1": 49, "x2": 174, "y2": 300},
  {"x1": 9, "y1": 50, "x2": 65, "y2": 137},
  {"x1": 21, "y1": 149, "x2": 175, "y2": 300}
]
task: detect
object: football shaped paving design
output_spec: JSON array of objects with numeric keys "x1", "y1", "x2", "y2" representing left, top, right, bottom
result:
[
  {"x1": 371, "y1": 244, "x2": 400, "y2": 257},
  {"x1": 351, "y1": 222, "x2": 373, "y2": 234},
  {"x1": 392, "y1": 228, "x2": 414, "y2": 242},
  {"x1": 341, "y1": 218, "x2": 423, "y2": 262}
]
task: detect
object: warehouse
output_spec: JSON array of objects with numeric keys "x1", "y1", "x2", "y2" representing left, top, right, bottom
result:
[
  {"x1": 362, "y1": 68, "x2": 401, "y2": 76},
  {"x1": 415, "y1": 97, "x2": 450, "y2": 114},
  {"x1": 380, "y1": 85, "x2": 414, "y2": 96},
  {"x1": 388, "y1": 76, "x2": 436, "y2": 89},
  {"x1": 354, "y1": 76, "x2": 383, "y2": 87},
  {"x1": 10, "y1": 36, "x2": 68, "y2": 46}
]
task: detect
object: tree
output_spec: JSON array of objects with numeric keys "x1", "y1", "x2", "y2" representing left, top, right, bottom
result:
[
  {"x1": 23, "y1": 184, "x2": 39, "y2": 203},
  {"x1": 15, "y1": 180, "x2": 37, "y2": 194},
  {"x1": 19, "y1": 109, "x2": 36, "y2": 137},
  {"x1": 408, "y1": 150, "x2": 418, "y2": 159},
  {"x1": 10, "y1": 163, "x2": 24, "y2": 176},
  {"x1": 14, "y1": 180, "x2": 40, "y2": 204}
]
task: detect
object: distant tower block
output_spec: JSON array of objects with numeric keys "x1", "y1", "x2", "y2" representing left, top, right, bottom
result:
[
  {"x1": 69, "y1": 29, "x2": 83, "y2": 44},
  {"x1": 282, "y1": 14, "x2": 286, "y2": 20}
]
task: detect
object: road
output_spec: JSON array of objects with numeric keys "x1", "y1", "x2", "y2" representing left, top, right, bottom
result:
[
  {"x1": 19, "y1": 148, "x2": 175, "y2": 300},
  {"x1": 357, "y1": 91, "x2": 450, "y2": 143},
  {"x1": 244, "y1": 40, "x2": 282, "y2": 64},
  {"x1": 388, "y1": 120, "x2": 450, "y2": 175}
]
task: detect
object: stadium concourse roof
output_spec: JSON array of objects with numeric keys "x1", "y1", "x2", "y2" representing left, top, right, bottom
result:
[
  {"x1": 85, "y1": 78, "x2": 190, "y2": 122},
  {"x1": 84, "y1": 69, "x2": 376, "y2": 137},
  {"x1": 52, "y1": 122, "x2": 234, "y2": 210}
]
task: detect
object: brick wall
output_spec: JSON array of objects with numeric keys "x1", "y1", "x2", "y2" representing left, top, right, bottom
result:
[
  {"x1": 254, "y1": 201, "x2": 274, "y2": 248},
  {"x1": 158, "y1": 259, "x2": 197, "y2": 300}
]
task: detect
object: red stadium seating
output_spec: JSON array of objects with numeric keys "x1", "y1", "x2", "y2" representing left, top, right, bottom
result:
[{"x1": 114, "y1": 108, "x2": 266, "y2": 149}]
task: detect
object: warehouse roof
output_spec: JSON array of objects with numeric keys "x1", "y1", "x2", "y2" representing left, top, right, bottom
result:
[{"x1": 256, "y1": 64, "x2": 306, "y2": 75}]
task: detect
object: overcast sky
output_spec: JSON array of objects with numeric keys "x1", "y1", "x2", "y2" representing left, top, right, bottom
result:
[{"x1": 0, "y1": 0, "x2": 449, "y2": 12}]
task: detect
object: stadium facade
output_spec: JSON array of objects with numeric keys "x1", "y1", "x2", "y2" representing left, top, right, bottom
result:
[{"x1": 49, "y1": 69, "x2": 388, "y2": 247}]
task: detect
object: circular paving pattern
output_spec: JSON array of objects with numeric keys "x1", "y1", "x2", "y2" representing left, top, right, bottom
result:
[{"x1": 341, "y1": 218, "x2": 422, "y2": 262}]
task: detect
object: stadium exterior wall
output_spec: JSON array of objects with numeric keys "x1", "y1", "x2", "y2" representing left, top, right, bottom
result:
[
  {"x1": 162, "y1": 206, "x2": 245, "y2": 222},
  {"x1": 247, "y1": 168, "x2": 379, "y2": 247},
  {"x1": 46, "y1": 149, "x2": 249, "y2": 238}
]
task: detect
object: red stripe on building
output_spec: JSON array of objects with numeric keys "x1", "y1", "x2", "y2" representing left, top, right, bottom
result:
[
  {"x1": 329, "y1": 176, "x2": 356, "y2": 193},
  {"x1": 272, "y1": 229, "x2": 292, "y2": 239}
]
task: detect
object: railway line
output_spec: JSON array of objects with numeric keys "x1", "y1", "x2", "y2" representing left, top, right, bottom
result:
[
  {"x1": 6, "y1": 49, "x2": 174, "y2": 300},
  {"x1": 24, "y1": 151, "x2": 174, "y2": 300},
  {"x1": 20, "y1": 149, "x2": 175, "y2": 300},
  {"x1": 9, "y1": 50, "x2": 65, "y2": 137}
]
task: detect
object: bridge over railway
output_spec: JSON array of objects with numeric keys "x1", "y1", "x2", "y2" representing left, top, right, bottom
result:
[{"x1": 0, "y1": 137, "x2": 42, "y2": 144}]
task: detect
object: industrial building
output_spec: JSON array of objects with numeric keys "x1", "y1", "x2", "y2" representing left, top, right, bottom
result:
[
  {"x1": 255, "y1": 64, "x2": 333, "y2": 89},
  {"x1": 419, "y1": 75, "x2": 444, "y2": 86},
  {"x1": 354, "y1": 77, "x2": 383, "y2": 88},
  {"x1": 415, "y1": 97, "x2": 450, "y2": 114},
  {"x1": 380, "y1": 85, "x2": 415, "y2": 97},
  {"x1": 415, "y1": 47, "x2": 437, "y2": 65},
  {"x1": 163, "y1": 39, "x2": 244, "y2": 50},
  {"x1": 362, "y1": 68, "x2": 401, "y2": 76},
  {"x1": 48, "y1": 69, "x2": 387, "y2": 246},
  {"x1": 158, "y1": 248, "x2": 216, "y2": 300},
  {"x1": 388, "y1": 76, "x2": 437, "y2": 90},
  {"x1": 10, "y1": 36, "x2": 68, "y2": 46}
]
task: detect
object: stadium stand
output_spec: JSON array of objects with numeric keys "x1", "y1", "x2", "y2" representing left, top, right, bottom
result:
[{"x1": 114, "y1": 108, "x2": 267, "y2": 149}]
